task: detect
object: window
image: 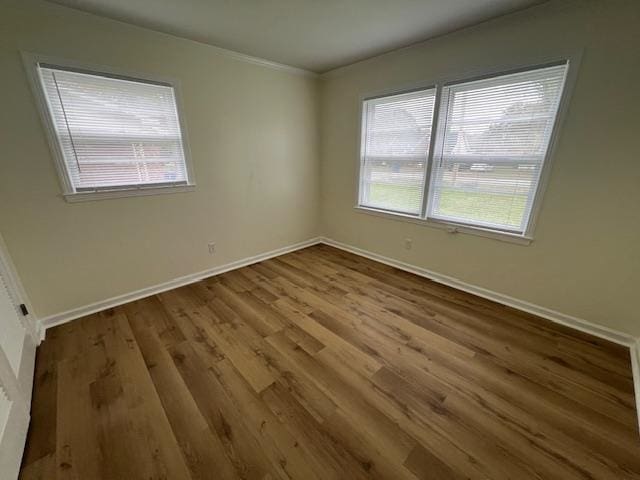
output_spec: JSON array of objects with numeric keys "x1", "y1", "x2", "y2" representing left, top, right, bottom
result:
[
  {"x1": 31, "y1": 60, "x2": 193, "y2": 200},
  {"x1": 359, "y1": 88, "x2": 436, "y2": 215},
  {"x1": 357, "y1": 62, "x2": 570, "y2": 239}
]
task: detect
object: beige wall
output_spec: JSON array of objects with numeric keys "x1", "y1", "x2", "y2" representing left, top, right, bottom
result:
[
  {"x1": 2, "y1": 0, "x2": 638, "y2": 339},
  {"x1": 319, "y1": 0, "x2": 640, "y2": 336},
  {"x1": 0, "y1": 0, "x2": 320, "y2": 319}
]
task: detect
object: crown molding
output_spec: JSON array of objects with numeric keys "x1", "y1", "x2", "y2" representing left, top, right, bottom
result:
[{"x1": 40, "y1": 0, "x2": 318, "y2": 78}]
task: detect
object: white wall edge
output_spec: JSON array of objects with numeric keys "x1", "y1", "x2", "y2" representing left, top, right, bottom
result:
[
  {"x1": 319, "y1": 237, "x2": 636, "y2": 348},
  {"x1": 0, "y1": 233, "x2": 39, "y2": 343},
  {"x1": 38, "y1": 237, "x2": 322, "y2": 337},
  {"x1": 631, "y1": 340, "x2": 640, "y2": 437}
]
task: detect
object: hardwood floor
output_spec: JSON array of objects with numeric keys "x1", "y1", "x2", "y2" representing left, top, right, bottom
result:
[{"x1": 19, "y1": 244, "x2": 639, "y2": 479}]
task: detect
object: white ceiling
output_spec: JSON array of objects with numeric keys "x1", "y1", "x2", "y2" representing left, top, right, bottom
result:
[{"x1": 46, "y1": 0, "x2": 545, "y2": 73}]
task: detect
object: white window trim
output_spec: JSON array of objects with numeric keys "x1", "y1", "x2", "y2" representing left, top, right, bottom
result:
[
  {"x1": 354, "y1": 52, "x2": 582, "y2": 245},
  {"x1": 22, "y1": 52, "x2": 196, "y2": 202}
]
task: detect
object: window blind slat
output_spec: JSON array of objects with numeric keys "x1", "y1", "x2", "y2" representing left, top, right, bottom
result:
[
  {"x1": 359, "y1": 88, "x2": 436, "y2": 215},
  {"x1": 427, "y1": 64, "x2": 568, "y2": 233},
  {"x1": 38, "y1": 66, "x2": 189, "y2": 192}
]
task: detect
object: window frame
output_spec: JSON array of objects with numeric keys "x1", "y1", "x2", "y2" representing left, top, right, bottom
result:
[
  {"x1": 22, "y1": 52, "x2": 196, "y2": 202},
  {"x1": 355, "y1": 53, "x2": 581, "y2": 245},
  {"x1": 358, "y1": 85, "x2": 438, "y2": 216}
]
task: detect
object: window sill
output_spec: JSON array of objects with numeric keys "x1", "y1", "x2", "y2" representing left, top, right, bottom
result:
[
  {"x1": 354, "y1": 206, "x2": 533, "y2": 245},
  {"x1": 64, "y1": 184, "x2": 196, "y2": 203}
]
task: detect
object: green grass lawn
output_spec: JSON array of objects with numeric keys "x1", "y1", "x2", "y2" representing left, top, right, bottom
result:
[{"x1": 368, "y1": 183, "x2": 526, "y2": 227}]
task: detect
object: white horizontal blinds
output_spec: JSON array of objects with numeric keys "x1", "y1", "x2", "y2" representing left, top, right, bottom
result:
[
  {"x1": 428, "y1": 63, "x2": 568, "y2": 233},
  {"x1": 38, "y1": 65, "x2": 188, "y2": 191},
  {"x1": 360, "y1": 88, "x2": 436, "y2": 215}
]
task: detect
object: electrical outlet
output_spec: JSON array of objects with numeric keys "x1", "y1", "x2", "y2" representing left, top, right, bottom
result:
[
  {"x1": 404, "y1": 238, "x2": 412, "y2": 250},
  {"x1": 208, "y1": 242, "x2": 216, "y2": 254}
]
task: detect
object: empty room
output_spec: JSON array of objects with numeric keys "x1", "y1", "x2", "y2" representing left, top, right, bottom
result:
[{"x1": 1, "y1": 0, "x2": 639, "y2": 478}]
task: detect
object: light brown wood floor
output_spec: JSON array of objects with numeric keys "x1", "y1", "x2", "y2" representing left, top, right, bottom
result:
[{"x1": 19, "y1": 244, "x2": 640, "y2": 479}]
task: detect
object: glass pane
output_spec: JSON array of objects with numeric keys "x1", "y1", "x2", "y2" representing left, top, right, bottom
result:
[
  {"x1": 39, "y1": 66, "x2": 188, "y2": 191},
  {"x1": 360, "y1": 88, "x2": 436, "y2": 215},
  {"x1": 430, "y1": 162, "x2": 538, "y2": 230}
]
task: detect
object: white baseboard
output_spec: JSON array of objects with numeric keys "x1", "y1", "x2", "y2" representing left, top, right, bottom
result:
[
  {"x1": 320, "y1": 237, "x2": 640, "y2": 432},
  {"x1": 319, "y1": 237, "x2": 636, "y2": 347},
  {"x1": 38, "y1": 237, "x2": 322, "y2": 336},
  {"x1": 33, "y1": 234, "x2": 640, "y2": 432},
  {"x1": 631, "y1": 340, "x2": 640, "y2": 435},
  {"x1": 39, "y1": 234, "x2": 637, "y2": 346}
]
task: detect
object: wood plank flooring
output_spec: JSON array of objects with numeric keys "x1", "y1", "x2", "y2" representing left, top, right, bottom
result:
[{"x1": 19, "y1": 244, "x2": 640, "y2": 479}]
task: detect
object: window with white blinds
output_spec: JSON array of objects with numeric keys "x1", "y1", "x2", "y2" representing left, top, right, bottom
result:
[
  {"x1": 359, "y1": 88, "x2": 436, "y2": 215},
  {"x1": 36, "y1": 64, "x2": 191, "y2": 195},
  {"x1": 358, "y1": 62, "x2": 570, "y2": 237},
  {"x1": 427, "y1": 64, "x2": 568, "y2": 233}
]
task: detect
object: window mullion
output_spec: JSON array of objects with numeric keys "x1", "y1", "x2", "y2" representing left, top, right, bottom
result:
[{"x1": 422, "y1": 84, "x2": 447, "y2": 220}]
